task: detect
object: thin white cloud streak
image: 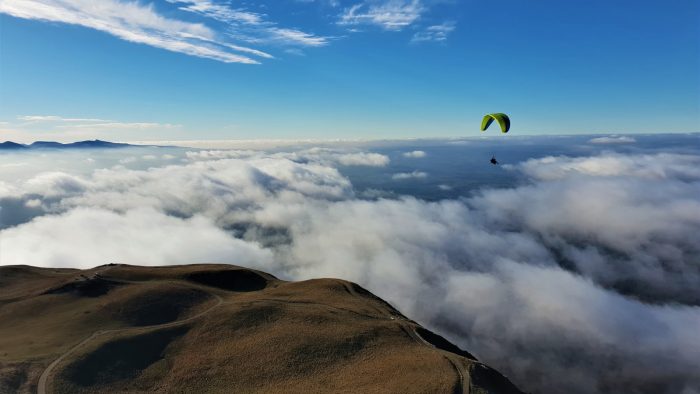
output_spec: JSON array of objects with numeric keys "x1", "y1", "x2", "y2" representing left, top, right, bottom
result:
[
  {"x1": 184, "y1": 148, "x2": 390, "y2": 167},
  {"x1": 134, "y1": 139, "x2": 340, "y2": 150},
  {"x1": 589, "y1": 136, "x2": 637, "y2": 144},
  {"x1": 0, "y1": 149, "x2": 699, "y2": 393},
  {"x1": 2, "y1": 115, "x2": 182, "y2": 142},
  {"x1": 18, "y1": 115, "x2": 110, "y2": 122},
  {"x1": 61, "y1": 122, "x2": 181, "y2": 130},
  {"x1": 267, "y1": 27, "x2": 330, "y2": 47},
  {"x1": 0, "y1": 0, "x2": 268, "y2": 63}
]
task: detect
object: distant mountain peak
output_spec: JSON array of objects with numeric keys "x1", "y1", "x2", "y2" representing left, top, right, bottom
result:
[{"x1": 0, "y1": 141, "x2": 28, "y2": 150}]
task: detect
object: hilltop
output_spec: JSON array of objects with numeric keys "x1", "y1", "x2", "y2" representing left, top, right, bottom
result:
[{"x1": 0, "y1": 264, "x2": 523, "y2": 394}]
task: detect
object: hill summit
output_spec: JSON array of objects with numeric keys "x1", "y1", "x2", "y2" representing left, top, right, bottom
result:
[{"x1": 0, "y1": 264, "x2": 523, "y2": 394}]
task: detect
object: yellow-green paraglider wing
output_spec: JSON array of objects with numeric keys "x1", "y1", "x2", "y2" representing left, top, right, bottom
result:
[{"x1": 480, "y1": 113, "x2": 510, "y2": 133}]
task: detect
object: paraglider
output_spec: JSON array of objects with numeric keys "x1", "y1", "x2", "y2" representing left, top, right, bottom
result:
[
  {"x1": 480, "y1": 113, "x2": 510, "y2": 164},
  {"x1": 481, "y1": 113, "x2": 510, "y2": 133}
]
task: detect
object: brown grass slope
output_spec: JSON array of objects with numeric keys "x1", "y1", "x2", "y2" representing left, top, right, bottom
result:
[{"x1": 0, "y1": 264, "x2": 523, "y2": 394}]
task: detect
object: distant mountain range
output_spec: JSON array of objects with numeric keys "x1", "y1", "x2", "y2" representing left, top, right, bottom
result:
[{"x1": 0, "y1": 140, "x2": 134, "y2": 150}]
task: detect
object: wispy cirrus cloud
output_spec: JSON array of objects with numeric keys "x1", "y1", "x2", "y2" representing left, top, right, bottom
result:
[
  {"x1": 338, "y1": 0, "x2": 456, "y2": 43},
  {"x1": 167, "y1": 0, "x2": 331, "y2": 47},
  {"x1": 166, "y1": 0, "x2": 266, "y2": 25},
  {"x1": 0, "y1": 0, "x2": 330, "y2": 63},
  {"x1": 339, "y1": 0, "x2": 425, "y2": 31},
  {"x1": 0, "y1": 0, "x2": 266, "y2": 63},
  {"x1": 411, "y1": 21, "x2": 455, "y2": 42},
  {"x1": 266, "y1": 28, "x2": 330, "y2": 47},
  {"x1": 0, "y1": 0, "x2": 454, "y2": 63}
]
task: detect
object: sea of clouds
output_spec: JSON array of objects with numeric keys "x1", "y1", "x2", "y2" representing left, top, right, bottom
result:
[{"x1": 1, "y1": 140, "x2": 699, "y2": 394}]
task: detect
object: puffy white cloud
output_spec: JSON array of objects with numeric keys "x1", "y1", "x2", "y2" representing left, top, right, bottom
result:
[
  {"x1": 392, "y1": 170, "x2": 427, "y2": 179},
  {"x1": 1, "y1": 147, "x2": 699, "y2": 393},
  {"x1": 23, "y1": 172, "x2": 88, "y2": 198},
  {"x1": 335, "y1": 152, "x2": 390, "y2": 166},
  {"x1": 0, "y1": 207, "x2": 272, "y2": 268},
  {"x1": 402, "y1": 150, "x2": 426, "y2": 158}
]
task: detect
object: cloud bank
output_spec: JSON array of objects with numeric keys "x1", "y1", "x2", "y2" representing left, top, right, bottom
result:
[{"x1": 1, "y1": 147, "x2": 699, "y2": 393}]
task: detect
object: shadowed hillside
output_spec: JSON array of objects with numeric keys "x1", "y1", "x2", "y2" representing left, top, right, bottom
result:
[{"x1": 0, "y1": 264, "x2": 523, "y2": 394}]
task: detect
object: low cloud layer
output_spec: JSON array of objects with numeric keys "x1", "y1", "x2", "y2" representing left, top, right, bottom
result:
[{"x1": 1, "y1": 147, "x2": 699, "y2": 393}]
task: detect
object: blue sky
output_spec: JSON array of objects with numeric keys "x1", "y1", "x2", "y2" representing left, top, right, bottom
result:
[{"x1": 0, "y1": 0, "x2": 698, "y2": 142}]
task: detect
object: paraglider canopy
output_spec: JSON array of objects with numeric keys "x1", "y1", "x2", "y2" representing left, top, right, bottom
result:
[{"x1": 481, "y1": 113, "x2": 510, "y2": 133}]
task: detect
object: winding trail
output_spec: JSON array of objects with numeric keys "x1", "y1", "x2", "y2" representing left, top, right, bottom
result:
[{"x1": 36, "y1": 284, "x2": 223, "y2": 394}]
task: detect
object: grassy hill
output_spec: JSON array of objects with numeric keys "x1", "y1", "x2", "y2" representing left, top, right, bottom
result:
[{"x1": 0, "y1": 264, "x2": 523, "y2": 394}]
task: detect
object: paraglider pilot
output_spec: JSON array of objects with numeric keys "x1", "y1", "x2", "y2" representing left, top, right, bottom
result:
[{"x1": 480, "y1": 113, "x2": 510, "y2": 166}]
